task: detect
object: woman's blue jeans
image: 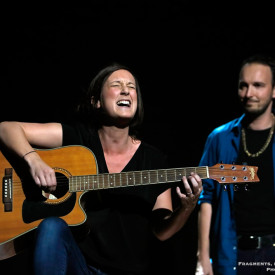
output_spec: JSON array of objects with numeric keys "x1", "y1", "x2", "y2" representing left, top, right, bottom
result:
[{"x1": 33, "y1": 217, "x2": 108, "y2": 275}]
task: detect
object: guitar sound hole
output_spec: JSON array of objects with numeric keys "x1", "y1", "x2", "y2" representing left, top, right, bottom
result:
[{"x1": 51, "y1": 172, "x2": 69, "y2": 199}]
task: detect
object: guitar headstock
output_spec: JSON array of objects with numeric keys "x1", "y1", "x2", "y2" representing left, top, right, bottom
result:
[{"x1": 209, "y1": 163, "x2": 259, "y2": 184}]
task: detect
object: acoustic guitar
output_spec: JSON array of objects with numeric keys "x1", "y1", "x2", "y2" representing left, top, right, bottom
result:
[{"x1": 0, "y1": 145, "x2": 259, "y2": 260}]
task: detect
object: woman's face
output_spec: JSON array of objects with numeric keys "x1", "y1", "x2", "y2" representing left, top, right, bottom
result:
[{"x1": 95, "y1": 69, "x2": 138, "y2": 124}]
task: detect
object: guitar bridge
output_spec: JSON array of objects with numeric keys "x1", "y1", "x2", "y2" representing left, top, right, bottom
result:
[{"x1": 2, "y1": 168, "x2": 13, "y2": 212}]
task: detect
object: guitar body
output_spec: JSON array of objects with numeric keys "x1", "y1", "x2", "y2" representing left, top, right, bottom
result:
[{"x1": 0, "y1": 145, "x2": 98, "y2": 260}]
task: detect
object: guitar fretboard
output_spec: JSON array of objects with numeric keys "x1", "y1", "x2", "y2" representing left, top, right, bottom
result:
[{"x1": 69, "y1": 167, "x2": 209, "y2": 192}]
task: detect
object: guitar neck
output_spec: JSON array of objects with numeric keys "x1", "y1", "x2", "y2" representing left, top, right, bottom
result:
[{"x1": 69, "y1": 167, "x2": 209, "y2": 192}]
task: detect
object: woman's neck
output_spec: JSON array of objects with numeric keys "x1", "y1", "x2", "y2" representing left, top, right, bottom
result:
[{"x1": 98, "y1": 126, "x2": 133, "y2": 154}]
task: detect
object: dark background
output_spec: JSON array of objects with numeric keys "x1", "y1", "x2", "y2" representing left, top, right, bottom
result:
[{"x1": 2, "y1": 4, "x2": 275, "y2": 274}]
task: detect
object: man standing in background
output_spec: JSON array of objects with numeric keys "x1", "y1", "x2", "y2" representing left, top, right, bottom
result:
[{"x1": 196, "y1": 54, "x2": 275, "y2": 275}]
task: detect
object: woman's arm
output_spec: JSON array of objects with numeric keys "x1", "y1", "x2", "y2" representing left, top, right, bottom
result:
[
  {"x1": 0, "y1": 121, "x2": 63, "y2": 155},
  {"x1": 152, "y1": 173, "x2": 202, "y2": 241},
  {"x1": 0, "y1": 121, "x2": 63, "y2": 192}
]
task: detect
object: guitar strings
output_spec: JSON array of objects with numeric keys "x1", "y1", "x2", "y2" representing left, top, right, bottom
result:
[{"x1": 8, "y1": 167, "x2": 250, "y2": 193}]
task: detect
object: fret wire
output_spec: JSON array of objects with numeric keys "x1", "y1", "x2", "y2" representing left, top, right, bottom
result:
[
  {"x1": 107, "y1": 174, "x2": 110, "y2": 188},
  {"x1": 121, "y1": 172, "x2": 127, "y2": 187},
  {"x1": 106, "y1": 174, "x2": 108, "y2": 188},
  {"x1": 71, "y1": 177, "x2": 74, "y2": 191},
  {"x1": 133, "y1": 171, "x2": 136, "y2": 185},
  {"x1": 99, "y1": 174, "x2": 102, "y2": 189},
  {"x1": 86, "y1": 175, "x2": 89, "y2": 190},
  {"x1": 82, "y1": 175, "x2": 85, "y2": 191},
  {"x1": 98, "y1": 174, "x2": 102, "y2": 189},
  {"x1": 101, "y1": 174, "x2": 105, "y2": 189},
  {"x1": 127, "y1": 171, "x2": 134, "y2": 186},
  {"x1": 88, "y1": 175, "x2": 91, "y2": 190},
  {"x1": 99, "y1": 174, "x2": 103, "y2": 188},
  {"x1": 104, "y1": 174, "x2": 108, "y2": 189},
  {"x1": 99, "y1": 174, "x2": 103, "y2": 189},
  {"x1": 97, "y1": 174, "x2": 101, "y2": 189},
  {"x1": 94, "y1": 174, "x2": 98, "y2": 189},
  {"x1": 108, "y1": 174, "x2": 111, "y2": 188},
  {"x1": 98, "y1": 174, "x2": 101, "y2": 189},
  {"x1": 71, "y1": 176, "x2": 77, "y2": 191},
  {"x1": 136, "y1": 171, "x2": 140, "y2": 185},
  {"x1": 117, "y1": 173, "x2": 120, "y2": 186},
  {"x1": 69, "y1": 177, "x2": 73, "y2": 192},
  {"x1": 92, "y1": 175, "x2": 96, "y2": 190},
  {"x1": 124, "y1": 172, "x2": 128, "y2": 186},
  {"x1": 112, "y1": 174, "x2": 115, "y2": 188},
  {"x1": 109, "y1": 174, "x2": 113, "y2": 188},
  {"x1": 150, "y1": 170, "x2": 157, "y2": 184},
  {"x1": 73, "y1": 176, "x2": 76, "y2": 191},
  {"x1": 142, "y1": 170, "x2": 149, "y2": 185},
  {"x1": 125, "y1": 172, "x2": 128, "y2": 186},
  {"x1": 74, "y1": 176, "x2": 77, "y2": 191},
  {"x1": 86, "y1": 175, "x2": 90, "y2": 190}
]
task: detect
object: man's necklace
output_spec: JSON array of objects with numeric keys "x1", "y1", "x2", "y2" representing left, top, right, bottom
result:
[{"x1": 242, "y1": 113, "x2": 275, "y2": 158}]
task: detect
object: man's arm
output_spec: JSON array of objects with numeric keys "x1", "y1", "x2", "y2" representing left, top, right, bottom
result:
[{"x1": 197, "y1": 202, "x2": 213, "y2": 275}]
